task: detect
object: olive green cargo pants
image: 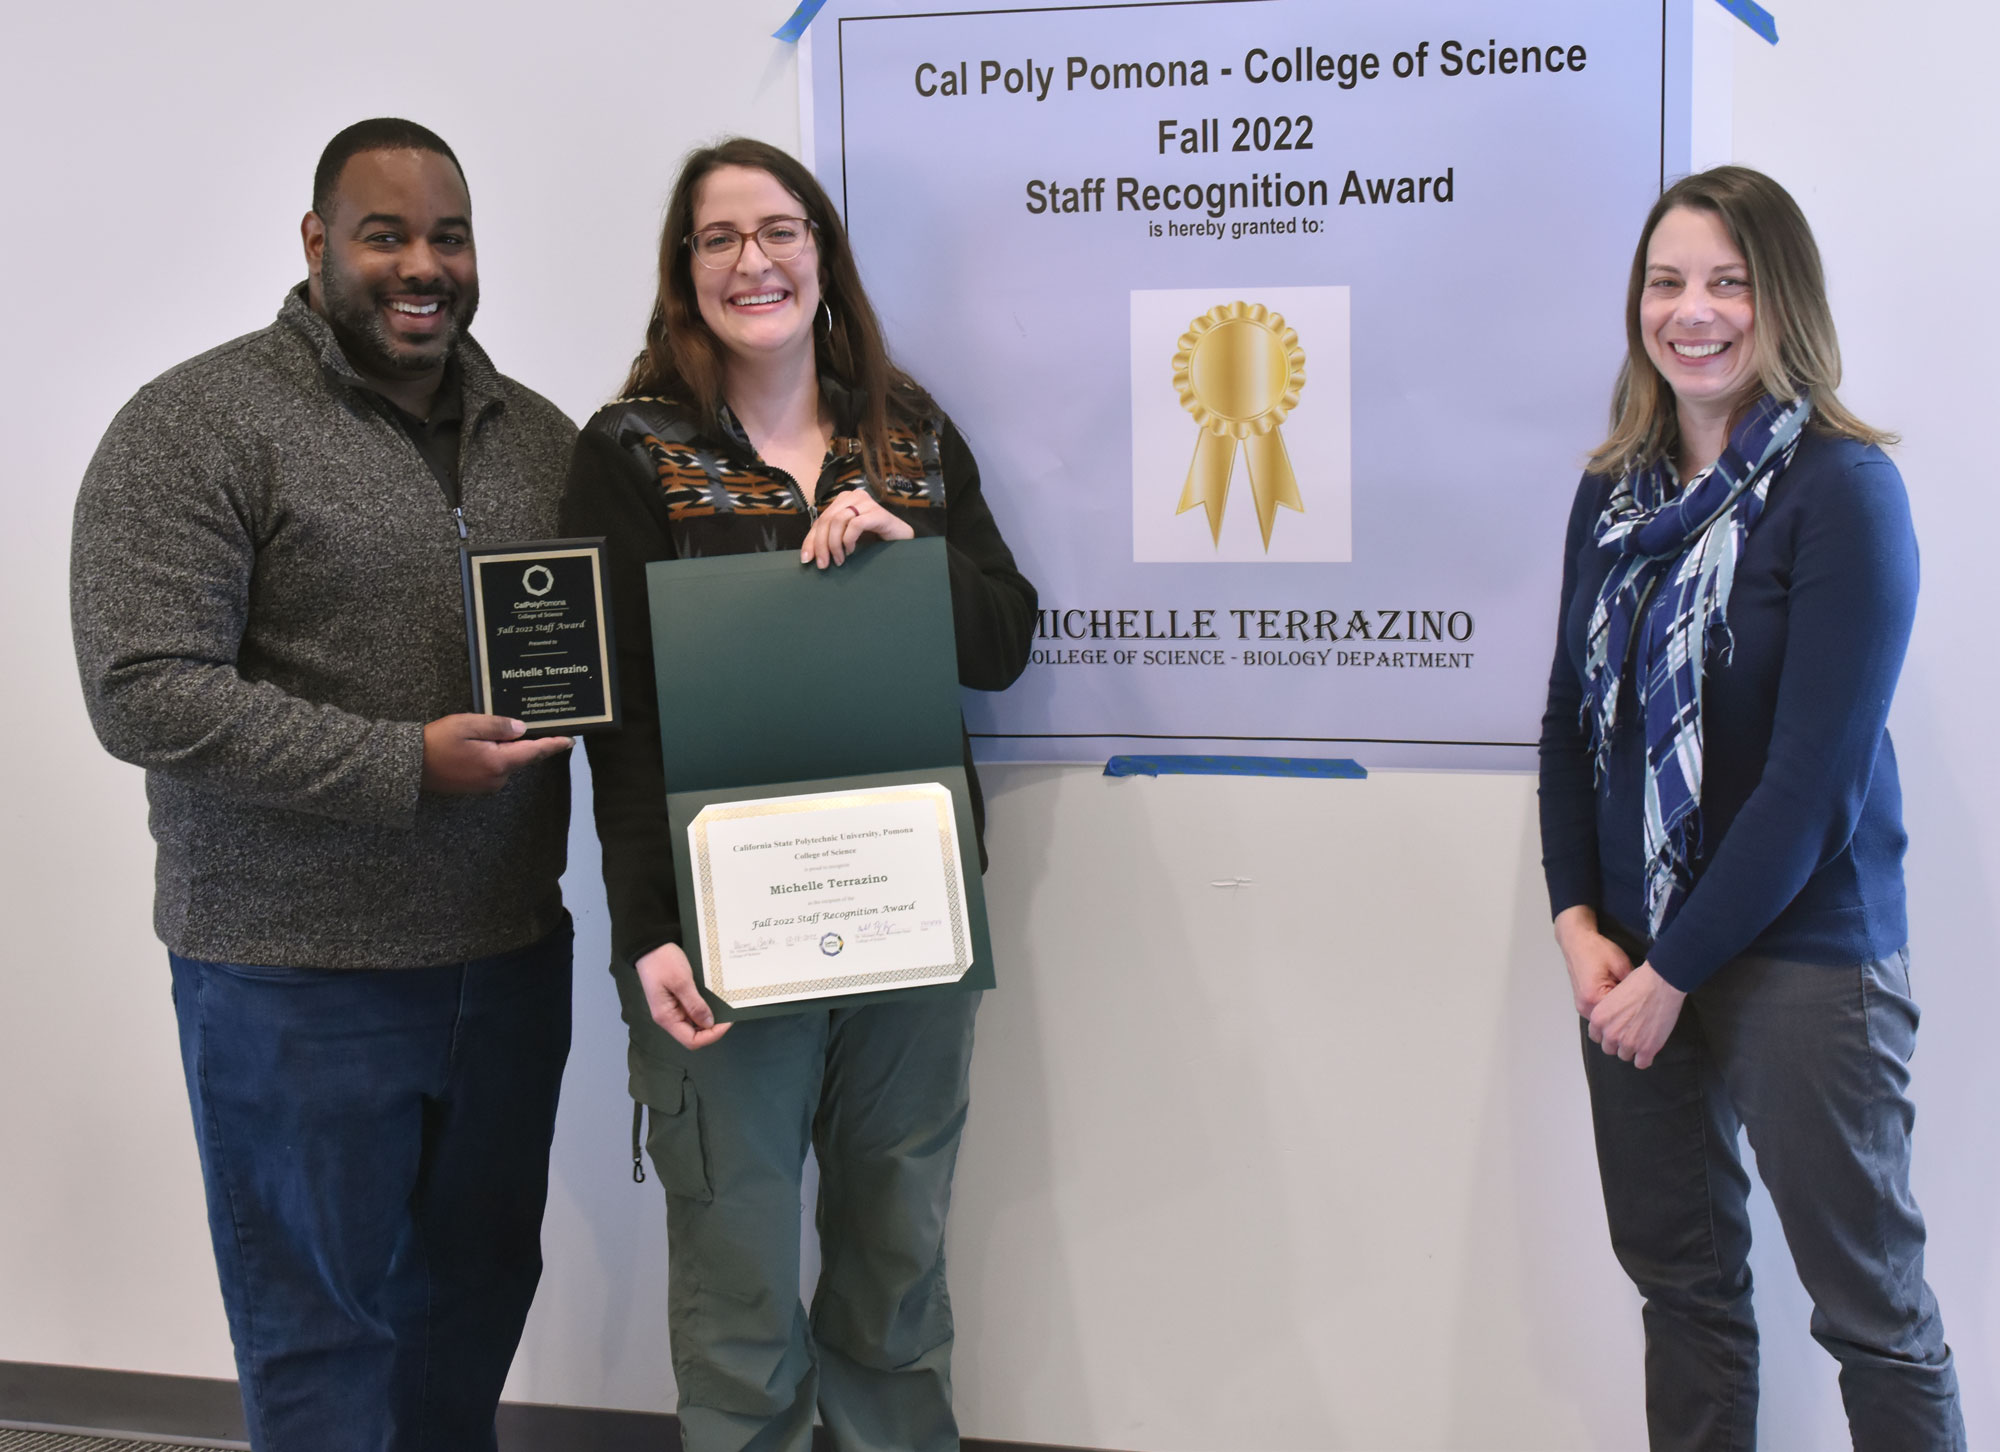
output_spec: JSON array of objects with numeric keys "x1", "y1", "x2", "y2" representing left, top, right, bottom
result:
[{"x1": 616, "y1": 962, "x2": 980, "y2": 1452}]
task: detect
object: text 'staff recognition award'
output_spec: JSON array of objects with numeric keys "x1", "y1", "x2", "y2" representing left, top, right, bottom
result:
[
  {"x1": 688, "y1": 783, "x2": 973, "y2": 1010},
  {"x1": 461, "y1": 539, "x2": 619, "y2": 735}
]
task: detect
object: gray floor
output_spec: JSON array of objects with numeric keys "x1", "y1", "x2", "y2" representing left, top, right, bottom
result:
[{"x1": 0, "y1": 1437, "x2": 196, "y2": 1450}]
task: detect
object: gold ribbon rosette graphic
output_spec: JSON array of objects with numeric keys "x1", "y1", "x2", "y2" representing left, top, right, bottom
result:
[{"x1": 1173, "y1": 301, "x2": 1307, "y2": 550}]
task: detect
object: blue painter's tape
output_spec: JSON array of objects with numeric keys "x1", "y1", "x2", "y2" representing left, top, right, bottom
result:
[
  {"x1": 1104, "y1": 754, "x2": 1367, "y2": 780},
  {"x1": 1714, "y1": 0, "x2": 1778, "y2": 44},
  {"x1": 773, "y1": 0, "x2": 828, "y2": 43}
]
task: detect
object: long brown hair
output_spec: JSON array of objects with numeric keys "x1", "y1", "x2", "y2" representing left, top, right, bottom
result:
[
  {"x1": 1589, "y1": 165, "x2": 1892, "y2": 477},
  {"x1": 620, "y1": 137, "x2": 929, "y2": 485}
]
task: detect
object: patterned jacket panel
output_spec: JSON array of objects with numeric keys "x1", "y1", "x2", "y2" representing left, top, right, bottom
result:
[{"x1": 604, "y1": 395, "x2": 945, "y2": 560}]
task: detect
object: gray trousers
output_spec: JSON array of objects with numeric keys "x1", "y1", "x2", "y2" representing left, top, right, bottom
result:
[
  {"x1": 1581, "y1": 944, "x2": 1965, "y2": 1451},
  {"x1": 616, "y1": 962, "x2": 979, "y2": 1452}
]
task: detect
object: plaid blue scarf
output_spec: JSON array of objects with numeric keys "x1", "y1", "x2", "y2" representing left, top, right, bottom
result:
[{"x1": 1582, "y1": 394, "x2": 1810, "y2": 936}]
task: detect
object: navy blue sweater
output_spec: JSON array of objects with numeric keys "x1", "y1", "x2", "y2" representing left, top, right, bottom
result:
[{"x1": 1538, "y1": 430, "x2": 1917, "y2": 992}]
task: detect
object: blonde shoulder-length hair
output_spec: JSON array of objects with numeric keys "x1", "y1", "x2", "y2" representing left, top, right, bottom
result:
[{"x1": 1589, "y1": 165, "x2": 1893, "y2": 478}]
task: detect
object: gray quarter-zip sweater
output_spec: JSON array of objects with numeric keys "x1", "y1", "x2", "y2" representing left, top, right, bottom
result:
[{"x1": 71, "y1": 287, "x2": 577, "y2": 968}]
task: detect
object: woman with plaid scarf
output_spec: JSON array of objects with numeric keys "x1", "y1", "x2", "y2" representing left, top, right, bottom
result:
[{"x1": 1538, "y1": 167, "x2": 1965, "y2": 1450}]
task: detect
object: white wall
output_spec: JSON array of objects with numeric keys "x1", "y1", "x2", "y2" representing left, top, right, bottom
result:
[
  {"x1": 1720, "y1": 2, "x2": 2000, "y2": 1440},
  {"x1": 2, "y1": 3, "x2": 1993, "y2": 1448}
]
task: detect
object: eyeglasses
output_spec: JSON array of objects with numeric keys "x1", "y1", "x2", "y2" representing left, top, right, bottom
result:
[{"x1": 687, "y1": 217, "x2": 816, "y2": 269}]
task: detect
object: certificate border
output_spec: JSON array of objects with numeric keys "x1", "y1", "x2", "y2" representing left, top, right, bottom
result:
[
  {"x1": 690, "y1": 783, "x2": 972, "y2": 1005},
  {"x1": 467, "y1": 542, "x2": 617, "y2": 732}
]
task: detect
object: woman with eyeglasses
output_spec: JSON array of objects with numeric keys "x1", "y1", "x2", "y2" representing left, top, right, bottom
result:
[
  {"x1": 1539, "y1": 166, "x2": 1965, "y2": 1448},
  {"x1": 559, "y1": 137, "x2": 1035, "y2": 1450}
]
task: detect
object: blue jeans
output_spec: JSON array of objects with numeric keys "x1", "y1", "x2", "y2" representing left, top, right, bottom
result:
[
  {"x1": 169, "y1": 919, "x2": 573, "y2": 1452},
  {"x1": 1582, "y1": 943, "x2": 1965, "y2": 1451}
]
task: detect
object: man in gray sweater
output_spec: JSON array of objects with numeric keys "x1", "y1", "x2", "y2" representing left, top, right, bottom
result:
[{"x1": 70, "y1": 118, "x2": 578, "y2": 1451}]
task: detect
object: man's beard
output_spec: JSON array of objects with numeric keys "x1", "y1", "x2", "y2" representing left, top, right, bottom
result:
[{"x1": 318, "y1": 254, "x2": 479, "y2": 378}]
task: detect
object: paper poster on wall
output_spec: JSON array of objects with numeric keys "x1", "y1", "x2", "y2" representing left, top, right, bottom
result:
[{"x1": 805, "y1": 0, "x2": 1677, "y2": 768}]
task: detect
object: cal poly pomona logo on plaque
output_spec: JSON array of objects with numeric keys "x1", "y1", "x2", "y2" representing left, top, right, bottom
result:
[{"x1": 1131, "y1": 286, "x2": 1352, "y2": 564}]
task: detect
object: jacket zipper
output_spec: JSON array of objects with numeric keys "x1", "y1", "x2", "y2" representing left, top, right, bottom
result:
[{"x1": 779, "y1": 469, "x2": 819, "y2": 521}]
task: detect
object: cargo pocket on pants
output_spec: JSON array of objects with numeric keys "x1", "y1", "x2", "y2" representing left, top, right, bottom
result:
[{"x1": 632, "y1": 1066, "x2": 714, "y2": 1204}]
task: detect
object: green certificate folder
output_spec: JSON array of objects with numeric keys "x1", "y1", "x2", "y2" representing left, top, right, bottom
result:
[{"x1": 647, "y1": 537, "x2": 995, "y2": 1020}]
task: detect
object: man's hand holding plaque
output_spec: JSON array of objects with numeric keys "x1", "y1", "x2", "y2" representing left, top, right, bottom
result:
[
  {"x1": 461, "y1": 538, "x2": 620, "y2": 736},
  {"x1": 420, "y1": 713, "x2": 574, "y2": 794}
]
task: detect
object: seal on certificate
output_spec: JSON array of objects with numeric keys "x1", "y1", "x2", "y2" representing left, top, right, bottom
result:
[{"x1": 1172, "y1": 301, "x2": 1307, "y2": 550}]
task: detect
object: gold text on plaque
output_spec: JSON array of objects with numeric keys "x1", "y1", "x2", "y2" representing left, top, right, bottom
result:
[{"x1": 1173, "y1": 301, "x2": 1307, "y2": 549}]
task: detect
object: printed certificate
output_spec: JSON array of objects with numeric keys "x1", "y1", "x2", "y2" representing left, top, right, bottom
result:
[{"x1": 686, "y1": 782, "x2": 973, "y2": 1008}]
